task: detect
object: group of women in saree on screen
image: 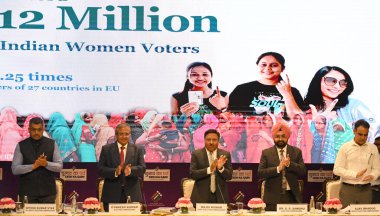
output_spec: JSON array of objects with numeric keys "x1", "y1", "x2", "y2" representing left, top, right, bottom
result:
[{"x1": 0, "y1": 52, "x2": 378, "y2": 163}]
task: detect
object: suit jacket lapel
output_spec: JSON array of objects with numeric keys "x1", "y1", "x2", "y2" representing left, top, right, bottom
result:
[
  {"x1": 111, "y1": 142, "x2": 120, "y2": 166},
  {"x1": 287, "y1": 145, "x2": 295, "y2": 161},
  {"x1": 125, "y1": 144, "x2": 135, "y2": 165},
  {"x1": 271, "y1": 146, "x2": 280, "y2": 165}
]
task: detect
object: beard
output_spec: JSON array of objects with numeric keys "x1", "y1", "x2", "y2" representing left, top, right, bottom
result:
[{"x1": 275, "y1": 140, "x2": 287, "y2": 149}]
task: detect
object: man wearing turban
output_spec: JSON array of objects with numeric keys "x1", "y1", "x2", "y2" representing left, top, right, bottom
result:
[{"x1": 258, "y1": 121, "x2": 306, "y2": 211}]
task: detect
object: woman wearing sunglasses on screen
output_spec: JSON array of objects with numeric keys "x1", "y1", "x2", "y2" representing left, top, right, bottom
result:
[{"x1": 304, "y1": 66, "x2": 377, "y2": 155}]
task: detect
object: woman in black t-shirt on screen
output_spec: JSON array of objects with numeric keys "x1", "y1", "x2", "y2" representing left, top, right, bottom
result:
[{"x1": 228, "y1": 52, "x2": 304, "y2": 119}]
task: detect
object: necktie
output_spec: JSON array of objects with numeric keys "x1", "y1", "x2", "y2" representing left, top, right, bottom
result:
[
  {"x1": 280, "y1": 149, "x2": 287, "y2": 193},
  {"x1": 120, "y1": 146, "x2": 125, "y2": 165},
  {"x1": 209, "y1": 152, "x2": 216, "y2": 193}
]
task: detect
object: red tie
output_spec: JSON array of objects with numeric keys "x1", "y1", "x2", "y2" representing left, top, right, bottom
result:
[{"x1": 120, "y1": 146, "x2": 125, "y2": 165}]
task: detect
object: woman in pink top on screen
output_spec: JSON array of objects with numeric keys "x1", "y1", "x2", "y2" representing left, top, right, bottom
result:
[{"x1": 0, "y1": 107, "x2": 23, "y2": 161}]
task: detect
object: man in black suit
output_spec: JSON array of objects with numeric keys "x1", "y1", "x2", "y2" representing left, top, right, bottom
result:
[
  {"x1": 258, "y1": 121, "x2": 306, "y2": 211},
  {"x1": 98, "y1": 123, "x2": 146, "y2": 211},
  {"x1": 190, "y1": 129, "x2": 233, "y2": 206}
]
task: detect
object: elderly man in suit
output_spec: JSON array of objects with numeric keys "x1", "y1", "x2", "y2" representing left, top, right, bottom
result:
[
  {"x1": 258, "y1": 121, "x2": 306, "y2": 211},
  {"x1": 190, "y1": 129, "x2": 233, "y2": 206},
  {"x1": 98, "y1": 123, "x2": 146, "y2": 212}
]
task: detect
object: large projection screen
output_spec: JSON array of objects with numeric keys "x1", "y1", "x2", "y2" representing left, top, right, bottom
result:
[{"x1": 1, "y1": 0, "x2": 379, "y2": 163}]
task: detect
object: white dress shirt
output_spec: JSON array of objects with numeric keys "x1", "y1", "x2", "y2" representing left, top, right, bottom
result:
[{"x1": 334, "y1": 140, "x2": 380, "y2": 184}]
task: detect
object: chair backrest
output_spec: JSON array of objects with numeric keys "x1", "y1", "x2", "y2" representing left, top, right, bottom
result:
[
  {"x1": 181, "y1": 178, "x2": 195, "y2": 198},
  {"x1": 97, "y1": 178, "x2": 105, "y2": 212},
  {"x1": 55, "y1": 178, "x2": 64, "y2": 211},
  {"x1": 325, "y1": 178, "x2": 341, "y2": 200},
  {"x1": 260, "y1": 179, "x2": 304, "y2": 200}
]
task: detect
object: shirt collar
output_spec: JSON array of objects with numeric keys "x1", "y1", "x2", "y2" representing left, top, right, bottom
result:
[
  {"x1": 276, "y1": 145, "x2": 287, "y2": 152},
  {"x1": 118, "y1": 142, "x2": 128, "y2": 149},
  {"x1": 351, "y1": 141, "x2": 368, "y2": 147}
]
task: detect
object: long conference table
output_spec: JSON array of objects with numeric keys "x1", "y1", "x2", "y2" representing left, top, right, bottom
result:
[{"x1": 1, "y1": 213, "x2": 379, "y2": 216}]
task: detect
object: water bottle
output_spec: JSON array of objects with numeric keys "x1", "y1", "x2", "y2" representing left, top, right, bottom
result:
[
  {"x1": 71, "y1": 195, "x2": 77, "y2": 213},
  {"x1": 309, "y1": 196, "x2": 315, "y2": 213},
  {"x1": 23, "y1": 196, "x2": 28, "y2": 212},
  {"x1": 127, "y1": 196, "x2": 132, "y2": 203}
]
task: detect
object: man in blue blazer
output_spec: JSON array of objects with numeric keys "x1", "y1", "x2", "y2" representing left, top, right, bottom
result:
[
  {"x1": 258, "y1": 121, "x2": 306, "y2": 211},
  {"x1": 98, "y1": 123, "x2": 146, "y2": 211}
]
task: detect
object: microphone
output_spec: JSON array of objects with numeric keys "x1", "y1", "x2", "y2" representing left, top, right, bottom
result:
[
  {"x1": 217, "y1": 183, "x2": 226, "y2": 204},
  {"x1": 58, "y1": 195, "x2": 68, "y2": 214},
  {"x1": 141, "y1": 190, "x2": 148, "y2": 214}
]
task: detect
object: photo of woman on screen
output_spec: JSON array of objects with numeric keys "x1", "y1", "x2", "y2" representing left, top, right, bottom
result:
[
  {"x1": 228, "y1": 52, "x2": 304, "y2": 119},
  {"x1": 305, "y1": 66, "x2": 377, "y2": 154},
  {"x1": 171, "y1": 62, "x2": 228, "y2": 116}
]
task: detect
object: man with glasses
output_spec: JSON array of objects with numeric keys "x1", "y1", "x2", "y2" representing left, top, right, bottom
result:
[
  {"x1": 12, "y1": 117, "x2": 62, "y2": 203},
  {"x1": 258, "y1": 122, "x2": 306, "y2": 211},
  {"x1": 333, "y1": 119, "x2": 380, "y2": 207}
]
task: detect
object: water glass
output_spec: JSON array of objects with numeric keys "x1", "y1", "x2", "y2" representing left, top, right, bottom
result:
[{"x1": 316, "y1": 202, "x2": 323, "y2": 214}]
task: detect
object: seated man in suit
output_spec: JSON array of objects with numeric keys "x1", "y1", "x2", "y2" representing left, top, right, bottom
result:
[
  {"x1": 98, "y1": 123, "x2": 146, "y2": 211},
  {"x1": 190, "y1": 129, "x2": 233, "y2": 206},
  {"x1": 258, "y1": 121, "x2": 306, "y2": 211}
]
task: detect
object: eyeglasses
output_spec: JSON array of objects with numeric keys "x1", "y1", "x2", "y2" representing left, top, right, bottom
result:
[{"x1": 323, "y1": 77, "x2": 348, "y2": 88}]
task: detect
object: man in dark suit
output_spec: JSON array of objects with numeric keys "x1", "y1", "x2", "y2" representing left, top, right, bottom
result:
[
  {"x1": 98, "y1": 123, "x2": 146, "y2": 211},
  {"x1": 190, "y1": 129, "x2": 233, "y2": 206},
  {"x1": 258, "y1": 121, "x2": 306, "y2": 211}
]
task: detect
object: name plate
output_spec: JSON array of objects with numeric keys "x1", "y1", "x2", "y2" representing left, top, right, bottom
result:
[
  {"x1": 109, "y1": 203, "x2": 141, "y2": 214},
  {"x1": 350, "y1": 204, "x2": 380, "y2": 215},
  {"x1": 277, "y1": 204, "x2": 308, "y2": 214},
  {"x1": 60, "y1": 168, "x2": 87, "y2": 181},
  {"x1": 196, "y1": 203, "x2": 227, "y2": 214},
  {"x1": 144, "y1": 169, "x2": 170, "y2": 182},
  {"x1": 24, "y1": 203, "x2": 56, "y2": 214}
]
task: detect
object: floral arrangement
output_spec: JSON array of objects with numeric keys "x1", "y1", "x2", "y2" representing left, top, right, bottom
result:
[
  {"x1": 248, "y1": 198, "x2": 266, "y2": 213},
  {"x1": 0, "y1": 197, "x2": 16, "y2": 213},
  {"x1": 323, "y1": 198, "x2": 342, "y2": 213},
  {"x1": 247, "y1": 198, "x2": 266, "y2": 209},
  {"x1": 175, "y1": 197, "x2": 193, "y2": 213},
  {"x1": 83, "y1": 197, "x2": 100, "y2": 213},
  {"x1": 175, "y1": 197, "x2": 193, "y2": 208}
]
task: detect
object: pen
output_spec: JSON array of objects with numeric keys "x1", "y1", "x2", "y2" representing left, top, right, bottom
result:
[{"x1": 368, "y1": 153, "x2": 373, "y2": 164}]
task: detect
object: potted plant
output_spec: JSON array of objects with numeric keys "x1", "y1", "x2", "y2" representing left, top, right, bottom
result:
[
  {"x1": 175, "y1": 197, "x2": 193, "y2": 213},
  {"x1": 83, "y1": 197, "x2": 100, "y2": 214},
  {"x1": 323, "y1": 198, "x2": 342, "y2": 214},
  {"x1": 0, "y1": 197, "x2": 16, "y2": 213},
  {"x1": 247, "y1": 198, "x2": 266, "y2": 214}
]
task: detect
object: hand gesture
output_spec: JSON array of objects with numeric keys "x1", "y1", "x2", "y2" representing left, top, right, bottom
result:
[
  {"x1": 32, "y1": 154, "x2": 47, "y2": 170},
  {"x1": 180, "y1": 102, "x2": 200, "y2": 116},
  {"x1": 362, "y1": 174, "x2": 374, "y2": 182},
  {"x1": 210, "y1": 159, "x2": 217, "y2": 173},
  {"x1": 310, "y1": 99, "x2": 338, "y2": 120},
  {"x1": 356, "y1": 168, "x2": 367, "y2": 178},
  {"x1": 116, "y1": 163, "x2": 123, "y2": 176},
  {"x1": 217, "y1": 155, "x2": 228, "y2": 170},
  {"x1": 209, "y1": 86, "x2": 227, "y2": 110},
  {"x1": 38, "y1": 155, "x2": 48, "y2": 167},
  {"x1": 276, "y1": 74, "x2": 293, "y2": 99},
  {"x1": 124, "y1": 164, "x2": 132, "y2": 176}
]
